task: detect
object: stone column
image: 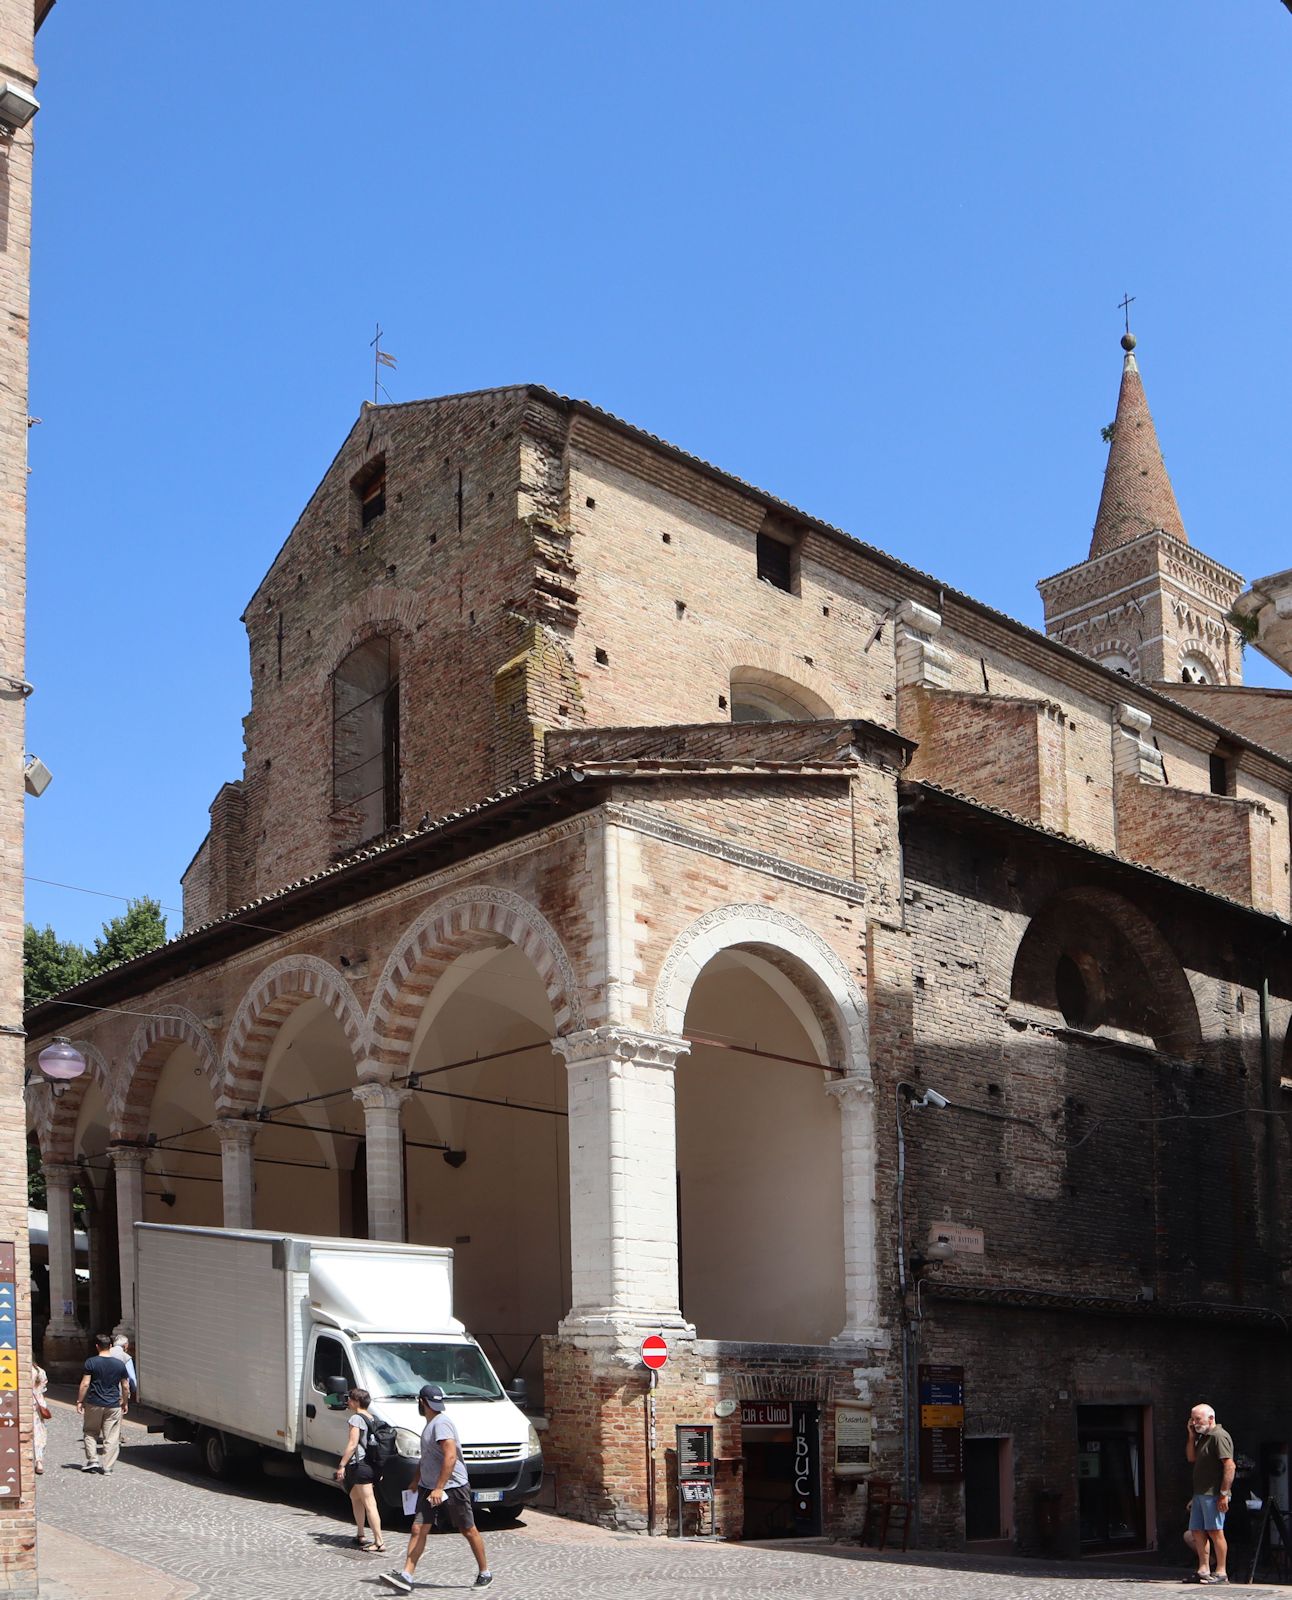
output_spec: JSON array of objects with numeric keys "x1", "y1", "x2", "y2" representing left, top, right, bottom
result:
[
  {"x1": 217, "y1": 1119, "x2": 258, "y2": 1229},
  {"x1": 551, "y1": 1027, "x2": 692, "y2": 1338},
  {"x1": 353, "y1": 1081, "x2": 410, "y2": 1242},
  {"x1": 111, "y1": 1146, "x2": 149, "y2": 1337},
  {"x1": 42, "y1": 1162, "x2": 85, "y2": 1371},
  {"x1": 827, "y1": 1074, "x2": 884, "y2": 1344}
]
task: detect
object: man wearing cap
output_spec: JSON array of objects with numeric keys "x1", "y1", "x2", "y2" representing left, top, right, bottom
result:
[{"x1": 380, "y1": 1382, "x2": 492, "y2": 1592}]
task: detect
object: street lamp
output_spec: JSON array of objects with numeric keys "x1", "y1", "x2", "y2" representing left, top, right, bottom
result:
[{"x1": 36, "y1": 1036, "x2": 86, "y2": 1097}]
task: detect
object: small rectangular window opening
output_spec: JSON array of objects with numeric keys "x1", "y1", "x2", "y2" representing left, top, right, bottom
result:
[
  {"x1": 756, "y1": 529, "x2": 795, "y2": 594},
  {"x1": 354, "y1": 458, "x2": 387, "y2": 528},
  {"x1": 1209, "y1": 752, "x2": 1233, "y2": 796}
]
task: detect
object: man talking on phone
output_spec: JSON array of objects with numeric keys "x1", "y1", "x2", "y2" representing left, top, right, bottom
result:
[{"x1": 1187, "y1": 1402, "x2": 1235, "y2": 1585}]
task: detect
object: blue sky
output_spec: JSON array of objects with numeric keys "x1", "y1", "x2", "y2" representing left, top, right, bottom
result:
[{"x1": 25, "y1": 2, "x2": 1292, "y2": 946}]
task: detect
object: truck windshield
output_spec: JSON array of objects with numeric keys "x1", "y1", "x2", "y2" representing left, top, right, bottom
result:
[{"x1": 356, "y1": 1342, "x2": 505, "y2": 1403}]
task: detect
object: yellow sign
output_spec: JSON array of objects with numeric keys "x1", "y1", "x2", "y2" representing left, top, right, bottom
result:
[
  {"x1": 0, "y1": 1376, "x2": 15, "y2": 1392},
  {"x1": 921, "y1": 1404, "x2": 965, "y2": 1429}
]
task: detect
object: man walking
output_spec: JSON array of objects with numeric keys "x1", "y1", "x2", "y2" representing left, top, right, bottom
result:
[
  {"x1": 1187, "y1": 1401, "x2": 1235, "y2": 1584},
  {"x1": 380, "y1": 1383, "x2": 492, "y2": 1591},
  {"x1": 76, "y1": 1333, "x2": 130, "y2": 1474}
]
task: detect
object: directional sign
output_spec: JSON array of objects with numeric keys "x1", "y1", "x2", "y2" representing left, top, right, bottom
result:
[
  {"x1": 0, "y1": 1244, "x2": 18, "y2": 1496},
  {"x1": 641, "y1": 1334, "x2": 668, "y2": 1371}
]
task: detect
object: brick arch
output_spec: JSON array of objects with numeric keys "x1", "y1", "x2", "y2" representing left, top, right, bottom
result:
[
  {"x1": 320, "y1": 585, "x2": 424, "y2": 690},
  {"x1": 368, "y1": 887, "x2": 586, "y2": 1070},
  {"x1": 651, "y1": 902, "x2": 867, "y2": 1076},
  {"x1": 219, "y1": 955, "x2": 369, "y2": 1114},
  {"x1": 1177, "y1": 641, "x2": 1224, "y2": 684},
  {"x1": 1092, "y1": 637, "x2": 1141, "y2": 681},
  {"x1": 33, "y1": 1039, "x2": 115, "y2": 1164},
  {"x1": 708, "y1": 638, "x2": 841, "y2": 719},
  {"x1": 1010, "y1": 885, "x2": 1201, "y2": 1057},
  {"x1": 114, "y1": 1007, "x2": 220, "y2": 1142}
]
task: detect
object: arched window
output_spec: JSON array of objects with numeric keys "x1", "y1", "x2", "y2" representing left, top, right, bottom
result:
[
  {"x1": 1180, "y1": 652, "x2": 1216, "y2": 685},
  {"x1": 332, "y1": 636, "x2": 400, "y2": 846},
  {"x1": 729, "y1": 668, "x2": 834, "y2": 724},
  {"x1": 1098, "y1": 652, "x2": 1134, "y2": 679}
]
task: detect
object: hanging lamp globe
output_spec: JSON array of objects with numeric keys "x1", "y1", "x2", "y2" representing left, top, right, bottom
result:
[{"x1": 36, "y1": 1036, "x2": 86, "y2": 1093}]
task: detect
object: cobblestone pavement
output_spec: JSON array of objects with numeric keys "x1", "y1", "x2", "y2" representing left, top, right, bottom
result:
[{"x1": 33, "y1": 1401, "x2": 1286, "y2": 1599}]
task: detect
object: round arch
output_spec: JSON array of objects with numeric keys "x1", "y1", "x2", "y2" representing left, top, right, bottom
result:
[
  {"x1": 368, "y1": 887, "x2": 585, "y2": 1069},
  {"x1": 1010, "y1": 885, "x2": 1202, "y2": 1057},
  {"x1": 34, "y1": 1039, "x2": 114, "y2": 1164},
  {"x1": 220, "y1": 955, "x2": 368, "y2": 1114},
  {"x1": 651, "y1": 902, "x2": 867, "y2": 1074},
  {"x1": 115, "y1": 1006, "x2": 220, "y2": 1142},
  {"x1": 708, "y1": 637, "x2": 841, "y2": 720}
]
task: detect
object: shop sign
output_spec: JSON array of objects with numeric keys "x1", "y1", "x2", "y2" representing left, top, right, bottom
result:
[
  {"x1": 918, "y1": 1363, "x2": 964, "y2": 1484},
  {"x1": 834, "y1": 1401, "x2": 873, "y2": 1477},
  {"x1": 791, "y1": 1403, "x2": 821, "y2": 1537},
  {"x1": 741, "y1": 1401, "x2": 791, "y2": 1427}
]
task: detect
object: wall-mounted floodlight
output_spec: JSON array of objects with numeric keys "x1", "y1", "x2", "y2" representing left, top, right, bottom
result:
[
  {"x1": 0, "y1": 82, "x2": 38, "y2": 134},
  {"x1": 23, "y1": 754, "x2": 52, "y2": 797},
  {"x1": 37, "y1": 1036, "x2": 86, "y2": 1097}
]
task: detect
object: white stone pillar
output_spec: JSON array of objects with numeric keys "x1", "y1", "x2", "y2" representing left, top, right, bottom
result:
[
  {"x1": 217, "y1": 1119, "x2": 258, "y2": 1229},
  {"x1": 43, "y1": 1163, "x2": 85, "y2": 1359},
  {"x1": 353, "y1": 1081, "x2": 410, "y2": 1242},
  {"x1": 111, "y1": 1146, "x2": 149, "y2": 1337},
  {"x1": 552, "y1": 1027, "x2": 692, "y2": 1338},
  {"x1": 828, "y1": 1075, "x2": 884, "y2": 1345}
]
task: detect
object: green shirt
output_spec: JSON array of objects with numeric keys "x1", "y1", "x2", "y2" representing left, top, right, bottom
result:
[{"x1": 1193, "y1": 1426, "x2": 1234, "y2": 1496}]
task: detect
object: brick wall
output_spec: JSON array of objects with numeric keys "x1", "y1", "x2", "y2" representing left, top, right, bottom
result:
[{"x1": 1115, "y1": 776, "x2": 1275, "y2": 908}]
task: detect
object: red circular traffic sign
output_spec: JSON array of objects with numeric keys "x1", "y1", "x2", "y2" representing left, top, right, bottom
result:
[{"x1": 640, "y1": 1334, "x2": 668, "y2": 1370}]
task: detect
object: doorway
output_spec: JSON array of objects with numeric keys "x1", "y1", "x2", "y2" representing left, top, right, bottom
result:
[
  {"x1": 740, "y1": 1402, "x2": 822, "y2": 1539},
  {"x1": 965, "y1": 1435, "x2": 1013, "y2": 1547},
  {"x1": 1077, "y1": 1405, "x2": 1147, "y2": 1551}
]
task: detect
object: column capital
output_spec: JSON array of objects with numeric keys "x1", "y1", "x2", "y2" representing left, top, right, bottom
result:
[
  {"x1": 215, "y1": 1117, "x2": 259, "y2": 1149},
  {"x1": 43, "y1": 1161, "x2": 79, "y2": 1188},
  {"x1": 552, "y1": 1026, "x2": 690, "y2": 1070},
  {"x1": 109, "y1": 1144, "x2": 150, "y2": 1172},
  {"x1": 353, "y1": 1081, "x2": 411, "y2": 1114},
  {"x1": 826, "y1": 1073, "x2": 876, "y2": 1104}
]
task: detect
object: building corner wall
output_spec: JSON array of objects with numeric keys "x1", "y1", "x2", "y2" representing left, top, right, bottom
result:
[{"x1": 0, "y1": 0, "x2": 40, "y2": 1589}]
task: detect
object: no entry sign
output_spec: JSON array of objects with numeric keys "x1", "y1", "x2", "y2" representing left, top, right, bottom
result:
[{"x1": 641, "y1": 1334, "x2": 669, "y2": 1370}]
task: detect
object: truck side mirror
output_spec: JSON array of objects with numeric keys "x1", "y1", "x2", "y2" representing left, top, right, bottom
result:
[
  {"x1": 325, "y1": 1376, "x2": 349, "y2": 1398},
  {"x1": 506, "y1": 1378, "x2": 528, "y2": 1406}
]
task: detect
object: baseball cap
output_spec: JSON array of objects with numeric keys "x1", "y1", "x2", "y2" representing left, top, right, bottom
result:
[{"x1": 418, "y1": 1384, "x2": 447, "y2": 1411}]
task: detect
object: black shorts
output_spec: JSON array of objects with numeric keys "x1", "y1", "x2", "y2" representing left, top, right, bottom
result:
[
  {"x1": 414, "y1": 1483, "x2": 475, "y2": 1532},
  {"x1": 344, "y1": 1460, "x2": 376, "y2": 1489}
]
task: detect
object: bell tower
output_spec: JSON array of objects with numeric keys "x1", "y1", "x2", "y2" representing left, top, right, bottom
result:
[{"x1": 1038, "y1": 330, "x2": 1244, "y2": 686}]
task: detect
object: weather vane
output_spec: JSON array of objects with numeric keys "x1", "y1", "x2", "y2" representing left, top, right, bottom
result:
[{"x1": 370, "y1": 324, "x2": 397, "y2": 404}]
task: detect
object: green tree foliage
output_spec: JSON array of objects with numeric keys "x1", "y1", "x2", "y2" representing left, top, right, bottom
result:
[{"x1": 24, "y1": 896, "x2": 168, "y2": 1006}]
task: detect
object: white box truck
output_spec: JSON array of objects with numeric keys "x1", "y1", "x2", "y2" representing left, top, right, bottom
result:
[{"x1": 134, "y1": 1223, "x2": 543, "y2": 1518}]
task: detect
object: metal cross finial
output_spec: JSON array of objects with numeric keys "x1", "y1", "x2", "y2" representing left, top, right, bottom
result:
[{"x1": 1118, "y1": 293, "x2": 1136, "y2": 336}]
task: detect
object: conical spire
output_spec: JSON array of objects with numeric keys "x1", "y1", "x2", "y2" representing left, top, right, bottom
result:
[{"x1": 1089, "y1": 332, "x2": 1188, "y2": 557}]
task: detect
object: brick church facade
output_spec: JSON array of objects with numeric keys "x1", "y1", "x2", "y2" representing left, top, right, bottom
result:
[{"x1": 25, "y1": 336, "x2": 1292, "y2": 1556}]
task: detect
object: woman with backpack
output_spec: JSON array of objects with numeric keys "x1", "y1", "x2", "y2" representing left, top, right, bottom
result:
[{"x1": 334, "y1": 1386, "x2": 385, "y2": 1552}]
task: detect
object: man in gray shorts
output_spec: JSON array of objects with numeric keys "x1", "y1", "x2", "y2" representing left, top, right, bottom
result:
[{"x1": 380, "y1": 1383, "x2": 492, "y2": 1592}]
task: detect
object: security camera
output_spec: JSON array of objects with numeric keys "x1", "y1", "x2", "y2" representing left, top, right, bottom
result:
[{"x1": 918, "y1": 1088, "x2": 949, "y2": 1109}]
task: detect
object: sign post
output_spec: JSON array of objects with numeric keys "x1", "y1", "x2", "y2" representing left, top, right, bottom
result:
[
  {"x1": 918, "y1": 1363, "x2": 964, "y2": 1483},
  {"x1": 0, "y1": 1244, "x2": 19, "y2": 1498},
  {"x1": 640, "y1": 1336, "x2": 667, "y2": 1536}
]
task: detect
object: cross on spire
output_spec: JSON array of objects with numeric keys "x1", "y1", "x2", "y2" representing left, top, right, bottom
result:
[{"x1": 1119, "y1": 293, "x2": 1136, "y2": 336}]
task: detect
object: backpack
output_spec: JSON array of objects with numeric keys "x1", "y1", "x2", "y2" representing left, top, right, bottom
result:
[{"x1": 364, "y1": 1412, "x2": 399, "y2": 1475}]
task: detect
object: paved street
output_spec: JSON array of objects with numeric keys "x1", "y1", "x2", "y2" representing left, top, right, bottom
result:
[{"x1": 34, "y1": 1399, "x2": 1285, "y2": 1599}]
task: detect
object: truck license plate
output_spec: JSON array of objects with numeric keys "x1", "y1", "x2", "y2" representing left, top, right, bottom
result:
[{"x1": 472, "y1": 1490, "x2": 503, "y2": 1503}]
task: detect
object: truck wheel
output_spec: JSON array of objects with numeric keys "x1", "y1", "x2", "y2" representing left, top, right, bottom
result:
[{"x1": 199, "y1": 1428, "x2": 233, "y2": 1479}]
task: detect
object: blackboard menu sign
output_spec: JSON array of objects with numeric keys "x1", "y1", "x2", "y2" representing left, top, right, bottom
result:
[
  {"x1": 918, "y1": 1363, "x2": 964, "y2": 1483},
  {"x1": 676, "y1": 1424, "x2": 714, "y2": 1482}
]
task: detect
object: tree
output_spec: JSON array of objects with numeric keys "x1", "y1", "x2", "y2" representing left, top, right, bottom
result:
[{"x1": 24, "y1": 897, "x2": 167, "y2": 1006}]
